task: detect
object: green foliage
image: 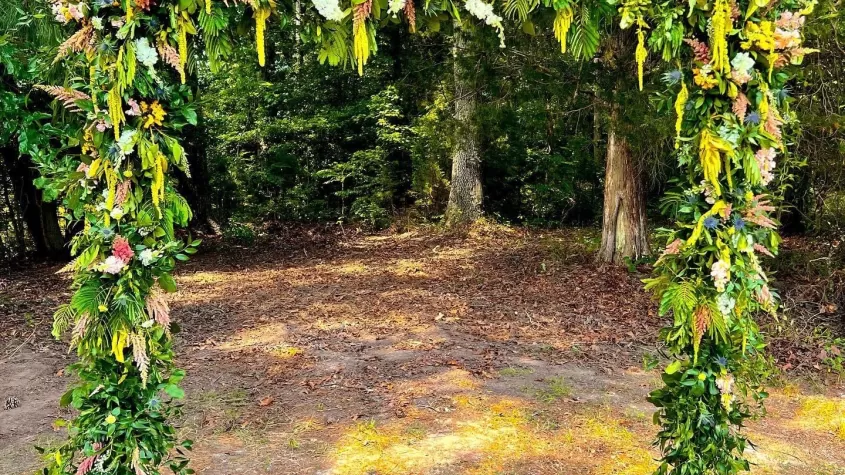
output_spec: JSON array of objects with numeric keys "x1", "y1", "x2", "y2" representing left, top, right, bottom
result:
[{"x1": 626, "y1": 0, "x2": 818, "y2": 470}]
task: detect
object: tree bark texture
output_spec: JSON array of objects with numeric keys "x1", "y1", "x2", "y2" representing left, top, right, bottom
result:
[
  {"x1": 597, "y1": 107, "x2": 650, "y2": 264},
  {"x1": 445, "y1": 26, "x2": 482, "y2": 226}
]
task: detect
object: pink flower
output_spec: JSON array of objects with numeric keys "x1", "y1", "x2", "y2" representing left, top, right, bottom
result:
[
  {"x1": 753, "y1": 243, "x2": 775, "y2": 258},
  {"x1": 96, "y1": 120, "x2": 109, "y2": 132},
  {"x1": 774, "y1": 28, "x2": 801, "y2": 49},
  {"x1": 115, "y1": 180, "x2": 131, "y2": 205},
  {"x1": 76, "y1": 162, "x2": 90, "y2": 173},
  {"x1": 731, "y1": 69, "x2": 751, "y2": 85},
  {"x1": 67, "y1": 3, "x2": 84, "y2": 21},
  {"x1": 776, "y1": 11, "x2": 805, "y2": 30},
  {"x1": 111, "y1": 18, "x2": 125, "y2": 28},
  {"x1": 112, "y1": 235, "x2": 135, "y2": 262},
  {"x1": 756, "y1": 284, "x2": 774, "y2": 308},
  {"x1": 102, "y1": 256, "x2": 126, "y2": 274},
  {"x1": 662, "y1": 238, "x2": 683, "y2": 257},
  {"x1": 125, "y1": 99, "x2": 141, "y2": 116}
]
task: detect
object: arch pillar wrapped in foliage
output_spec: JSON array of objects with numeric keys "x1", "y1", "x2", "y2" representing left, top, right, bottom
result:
[{"x1": 620, "y1": 0, "x2": 816, "y2": 471}]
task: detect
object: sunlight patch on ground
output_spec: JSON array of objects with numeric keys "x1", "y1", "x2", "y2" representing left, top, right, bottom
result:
[
  {"x1": 180, "y1": 271, "x2": 228, "y2": 284},
  {"x1": 793, "y1": 395, "x2": 845, "y2": 440},
  {"x1": 330, "y1": 397, "x2": 561, "y2": 475},
  {"x1": 583, "y1": 413, "x2": 658, "y2": 475},
  {"x1": 217, "y1": 322, "x2": 290, "y2": 350},
  {"x1": 328, "y1": 392, "x2": 664, "y2": 475},
  {"x1": 391, "y1": 259, "x2": 429, "y2": 277},
  {"x1": 743, "y1": 431, "x2": 820, "y2": 474}
]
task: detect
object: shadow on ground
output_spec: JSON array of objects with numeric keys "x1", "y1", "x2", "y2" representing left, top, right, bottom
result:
[{"x1": 1, "y1": 226, "x2": 844, "y2": 474}]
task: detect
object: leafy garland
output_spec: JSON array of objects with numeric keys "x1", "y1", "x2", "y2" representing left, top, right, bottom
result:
[
  {"x1": 39, "y1": 0, "x2": 816, "y2": 472},
  {"x1": 620, "y1": 0, "x2": 816, "y2": 472}
]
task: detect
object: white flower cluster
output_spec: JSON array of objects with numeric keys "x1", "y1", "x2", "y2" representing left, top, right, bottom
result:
[
  {"x1": 464, "y1": 0, "x2": 505, "y2": 48},
  {"x1": 710, "y1": 258, "x2": 730, "y2": 292},
  {"x1": 716, "y1": 293, "x2": 736, "y2": 316},
  {"x1": 135, "y1": 38, "x2": 159, "y2": 68},
  {"x1": 755, "y1": 147, "x2": 777, "y2": 186},
  {"x1": 313, "y1": 0, "x2": 347, "y2": 22},
  {"x1": 388, "y1": 0, "x2": 406, "y2": 16}
]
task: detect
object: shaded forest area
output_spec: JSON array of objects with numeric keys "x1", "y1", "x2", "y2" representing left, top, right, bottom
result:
[{"x1": 4, "y1": 1, "x2": 844, "y2": 267}]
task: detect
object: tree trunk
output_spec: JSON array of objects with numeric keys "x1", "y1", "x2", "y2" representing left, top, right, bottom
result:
[
  {"x1": 597, "y1": 106, "x2": 650, "y2": 264},
  {"x1": 2, "y1": 147, "x2": 67, "y2": 260},
  {"x1": 445, "y1": 26, "x2": 482, "y2": 226},
  {"x1": 1, "y1": 161, "x2": 27, "y2": 257}
]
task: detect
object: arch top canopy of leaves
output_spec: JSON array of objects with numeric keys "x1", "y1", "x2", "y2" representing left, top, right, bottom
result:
[{"x1": 39, "y1": 0, "x2": 816, "y2": 472}]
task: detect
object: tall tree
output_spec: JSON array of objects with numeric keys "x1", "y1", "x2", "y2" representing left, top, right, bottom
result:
[
  {"x1": 445, "y1": 25, "x2": 483, "y2": 225},
  {"x1": 597, "y1": 30, "x2": 650, "y2": 264}
]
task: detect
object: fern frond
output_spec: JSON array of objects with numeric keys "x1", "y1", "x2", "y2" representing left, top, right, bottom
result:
[
  {"x1": 567, "y1": 5, "x2": 600, "y2": 59},
  {"x1": 52, "y1": 304, "x2": 77, "y2": 339},
  {"x1": 502, "y1": 0, "x2": 540, "y2": 22}
]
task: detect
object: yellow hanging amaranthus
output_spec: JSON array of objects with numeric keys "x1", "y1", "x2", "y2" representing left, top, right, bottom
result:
[
  {"x1": 205, "y1": 0, "x2": 212, "y2": 14},
  {"x1": 111, "y1": 329, "x2": 127, "y2": 363},
  {"x1": 254, "y1": 7, "x2": 271, "y2": 67},
  {"x1": 103, "y1": 160, "x2": 118, "y2": 226},
  {"x1": 553, "y1": 8, "x2": 573, "y2": 54},
  {"x1": 353, "y1": 0, "x2": 373, "y2": 76},
  {"x1": 126, "y1": 0, "x2": 134, "y2": 23},
  {"x1": 635, "y1": 27, "x2": 648, "y2": 91},
  {"x1": 177, "y1": 17, "x2": 188, "y2": 84},
  {"x1": 673, "y1": 81, "x2": 688, "y2": 148},
  {"x1": 107, "y1": 87, "x2": 124, "y2": 140},
  {"x1": 151, "y1": 153, "x2": 167, "y2": 217},
  {"x1": 698, "y1": 129, "x2": 733, "y2": 196},
  {"x1": 710, "y1": 0, "x2": 732, "y2": 74}
]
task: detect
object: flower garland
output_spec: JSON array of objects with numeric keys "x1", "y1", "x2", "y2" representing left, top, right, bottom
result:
[
  {"x1": 620, "y1": 0, "x2": 817, "y2": 472},
  {"x1": 40, "y1": 0, "x2": 277, "y2": 472}
]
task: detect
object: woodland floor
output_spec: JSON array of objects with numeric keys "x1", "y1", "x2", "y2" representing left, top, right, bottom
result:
[{"x1": 1, "y1": 225, "x2": 844, "y2": 475}]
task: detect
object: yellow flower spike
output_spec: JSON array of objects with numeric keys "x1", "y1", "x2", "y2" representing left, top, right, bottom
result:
[
  {"x1": 710, "y1": 0, "x2": 732, "y2": 74},
  {"x1": 107, "y1": 88, "x2": 124, "y2": 140},
  {"x1": 87, "y1": 158, "x2": 102, "y2": 179},
  {"x1": 111, "y1": 330, "x2": 127, "y2": 363},
  {"x1": 674, "y1": 81, "x2": 688, "y2": 148},
  {"x1": 206, "y1": 0, "x2": 211, "y2": 14},
  {"x1": 727, "y1": 82, "x2": 737, "y2": 99},
  {"x1": 635, "y1": 28, "x2": 647, "y2": 91},
  {"x1": 105, "y1": 161, "x2": 117, "y2": 211},
  {"x1": 126, "y1": 0, "x2": 133, "y2": 23},
  {"x1": 254, "y1": 7, "x2": 271, "y2": 67},
  {"x1": 353, "y1": 1, "x2": 372, "y2": 76},
  {"x1": 553, "y1": 8, "x2": 573, "y2": 54},
  {"x1": 178, "y1": 21, "x2": 188, "y2": 84},
  {"x1": 699, "y1": 129, "x2": 733, "y2": 196}
]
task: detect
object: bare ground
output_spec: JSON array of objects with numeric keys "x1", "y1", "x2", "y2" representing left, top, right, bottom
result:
[{"x1": 1, "y1": 226, "x2": 844, "y2": 475}]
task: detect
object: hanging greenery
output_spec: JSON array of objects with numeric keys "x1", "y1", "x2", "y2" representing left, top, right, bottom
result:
[{"x1": 621, "y1": 0, "x2": 817, "y2": 471}]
